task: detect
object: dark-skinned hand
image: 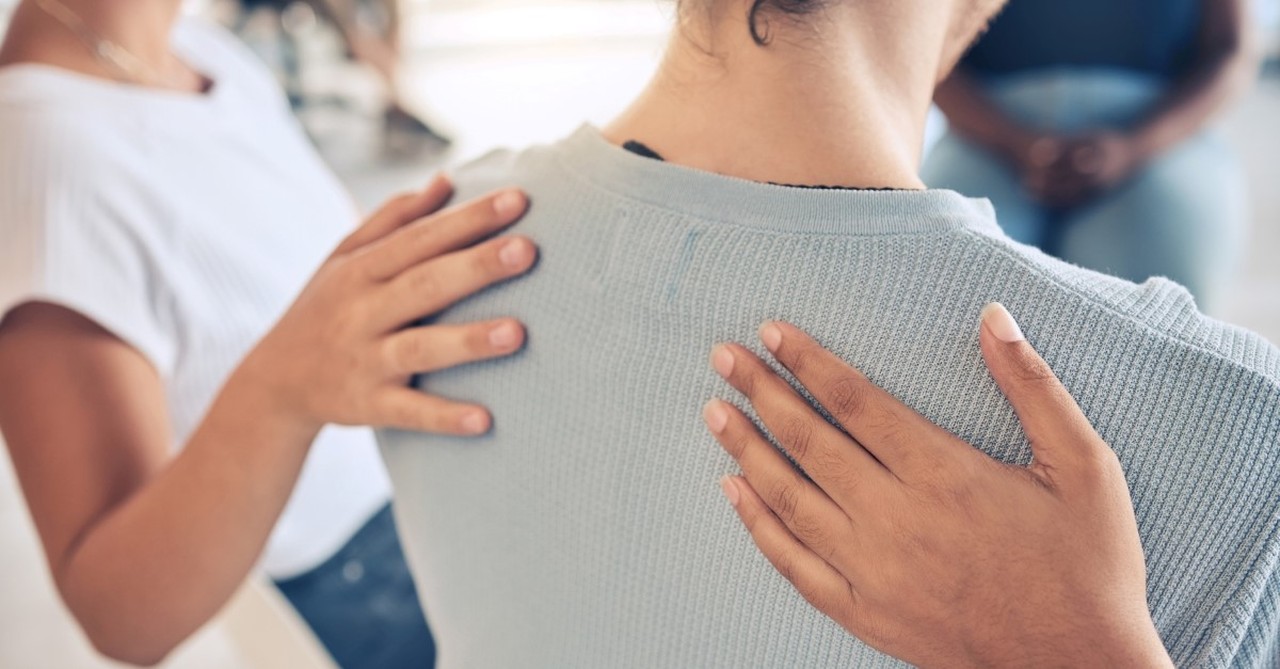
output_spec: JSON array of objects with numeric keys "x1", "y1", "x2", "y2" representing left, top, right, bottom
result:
[{"x1": 703, "y1": 303, "x2": 1173, "y2": 669}]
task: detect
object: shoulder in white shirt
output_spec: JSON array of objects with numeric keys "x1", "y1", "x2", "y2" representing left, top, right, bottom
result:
[{"x1": 0, "y1": 17, "x2": 391, "y2": 579}]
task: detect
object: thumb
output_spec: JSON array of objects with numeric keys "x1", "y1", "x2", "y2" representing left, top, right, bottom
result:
[
  {"x1": 978, "y1": 303, "x2": 1109, "y2": 482},
  {"x1": 332, "y1": 173, "x2": 454, "y2": 256}
]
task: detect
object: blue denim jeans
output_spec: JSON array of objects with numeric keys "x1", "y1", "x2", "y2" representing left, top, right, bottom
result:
[
  {"x1": 922, "y1": 68, "x2": 1249, "y2": 312},
  {"x1": 275, "y1": 504, "x2": 435, "y2": 669}
]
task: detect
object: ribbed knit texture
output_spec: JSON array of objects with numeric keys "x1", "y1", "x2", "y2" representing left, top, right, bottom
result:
[{"x1": 379, "y1": 126, "x2": 1280, "y2": 669}]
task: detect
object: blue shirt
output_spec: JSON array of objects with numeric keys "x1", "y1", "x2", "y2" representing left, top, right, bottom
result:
[{"x1": 964, "y1": 0, "x2": 1203, "y2": 78}]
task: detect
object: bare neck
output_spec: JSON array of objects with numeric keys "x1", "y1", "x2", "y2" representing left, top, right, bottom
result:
[
  {"x1": 604, "y1": 7, "x2": 946, "y2": 190},
  {"x1": 0, "y1": 0, "x2": 200, "y2": 91}
]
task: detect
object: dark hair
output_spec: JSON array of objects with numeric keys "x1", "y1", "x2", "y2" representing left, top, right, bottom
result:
[{"x1": 747, "y1": 0, "x2": 824, "y2": 45}]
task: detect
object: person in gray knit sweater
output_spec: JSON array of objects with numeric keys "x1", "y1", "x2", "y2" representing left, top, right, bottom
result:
[{"x1": 378, "y1": 0, "x2": 1280, "y2": 667}]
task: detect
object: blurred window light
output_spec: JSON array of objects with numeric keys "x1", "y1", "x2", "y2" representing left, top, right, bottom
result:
[
  {"x1": 1261, "y1": 0, "x2": 1280, "y2": 57},
  {"x1": 407, "y1": 0, "x2": 672, "y2": 51}
]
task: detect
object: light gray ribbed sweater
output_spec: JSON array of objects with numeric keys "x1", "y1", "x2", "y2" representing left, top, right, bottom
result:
[{"x1": 379, "y1": 126, "x2": 1280, "y2": 668}]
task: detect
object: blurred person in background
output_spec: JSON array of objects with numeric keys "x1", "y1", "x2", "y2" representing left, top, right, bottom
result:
[
  {"x1": 0, "y1": 0, "x2": 538, "y2": 665},
  {"x1": 237, "y1": 0, "x2": 452, "y2": 155},
  {"x1": 923, "y1": 0, "x2": 1260, "y2": 312}
]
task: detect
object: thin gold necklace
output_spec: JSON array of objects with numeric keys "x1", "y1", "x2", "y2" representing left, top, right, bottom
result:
[{"x1": 33, "y1": 0, "x2": 179, "y2": 87}]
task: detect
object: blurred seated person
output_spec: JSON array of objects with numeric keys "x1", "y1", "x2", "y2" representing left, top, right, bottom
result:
[
  {"x1": 922, "y1": 0, "x2": 1260, "y2": 311},
  {"x1": 238, "y1": 0, "x2": 451, "y2": 154},
  {"x1": 377, "y1": 0, "x2": 1280, "y2": 666}
]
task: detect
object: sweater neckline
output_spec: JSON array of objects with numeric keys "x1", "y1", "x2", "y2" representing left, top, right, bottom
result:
[
  {"x1": 557, "y1": 124, "x2": 1004, "y2": 237},
  {"x1": 621, "y1": 139, "x2": 907, "y2": 193}
]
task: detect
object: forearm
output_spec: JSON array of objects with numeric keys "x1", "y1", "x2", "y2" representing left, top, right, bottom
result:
[
  {"x1": 56, "y1": 363, "x2": 319, "y2": 665},
  {"x1": 4, "y1": 183, "x2": 530, "y2": 666},
  {"x1": 1003, "y1": 616, "x2": 1173, "y2": 669},
  {"x1": 934, "y1": 70, "x2": 1040, "y2": 163},
  {"x1": 1131, "y1": 39, "x2": 1260, "y2": 162}
]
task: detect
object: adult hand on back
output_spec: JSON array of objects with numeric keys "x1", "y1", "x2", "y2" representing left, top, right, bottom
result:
[
  {"x1": 702, "y1": 304, "x2": 1173, "y2": 669},
  {"x1": 236, "y1": 174, "x2": 537, "y2": 437}
]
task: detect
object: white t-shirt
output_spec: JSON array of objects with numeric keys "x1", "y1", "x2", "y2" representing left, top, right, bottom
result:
[{"x1": 0, "y1": 18, "x2": 392, "y2": 579}]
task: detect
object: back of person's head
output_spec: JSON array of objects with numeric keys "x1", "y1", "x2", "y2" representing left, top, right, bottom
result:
[{"x1": 674, "y1": 0, "x2": 1010, "y2": 81}]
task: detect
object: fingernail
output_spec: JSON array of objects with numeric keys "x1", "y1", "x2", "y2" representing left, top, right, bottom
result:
[
  {"x1": 759, "y1": 322, "x2": 783, "y2": 353},
  {"x1": 461, "y1": 410, "x2": 490, "y2": 435},
  {"x1": 703, "y1": 399, "x2": 729, "y2": 434},
  {"x1": 982, "y1": 303, "x2": 1025, "y2": 343},
  {"x1": 499, "y1": 238, "x2": 532, "y2": 269},
  {"x1": 720, "y1": 476, "x2": 741, "y2": 507},
  {"x1": 489, "y1": 322, "x2": 522, "y2": 349},
  {"x1": 423, "y1": 173, "x2": 449, "y2": 193},
  {"x1": 494, "y1": 190, "x2": 525, "y2": 218},
  {"x1": 711, "y1": 346, "x2": 735, "y2": 379}
]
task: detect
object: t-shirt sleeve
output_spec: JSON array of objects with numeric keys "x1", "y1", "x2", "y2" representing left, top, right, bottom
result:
[{"x1": 0, "y1": 110, "x2": 177, "y2": 376}]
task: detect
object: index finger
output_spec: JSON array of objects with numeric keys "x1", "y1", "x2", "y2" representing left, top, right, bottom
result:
[
  {"x1": 333, "y1": 174, "x2": 454, "y2": 256},
  {"x1": 360, "y1": 187, "x2": 529, "y2": 282},
  {"x1": 758, "y1": 321, "x2": 968, "y2": 480},
  {"x1": 711, "y1": 343, "x2": 891, "y2": 496}
]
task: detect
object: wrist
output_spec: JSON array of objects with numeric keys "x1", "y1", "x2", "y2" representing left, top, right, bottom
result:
[
  {"x1": 975, "y1": 607, "x2": 1170, "y2": 669},
  {"x1": 993, "y1": 129, "x2": 1057, "y2": 173},
  {"x1": 994, "y1": 126, "x2": 1038, "y2": 158},
  {"x1": 1118, "y1": 620, "x2": 1174, "y2": 669},
  {"x1": 225, "y1": 347, "x2": 324, "y2": 440},
  {"x1": 1046, "y1": 617, "x2": 1171, "y2": 669},
  {"x1": 1126, "y1": 126, "x2": 1163, "y2": 167}
]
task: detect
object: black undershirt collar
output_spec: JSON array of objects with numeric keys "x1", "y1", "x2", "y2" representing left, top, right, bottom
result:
[{"x1": 621, "y1": 140, "x2": 903, "y2": 192}]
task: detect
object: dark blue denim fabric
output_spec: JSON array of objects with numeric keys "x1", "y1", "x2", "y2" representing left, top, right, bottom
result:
[{"x1": 275, "y1": 504, "x2": 435, "y2": 669}]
